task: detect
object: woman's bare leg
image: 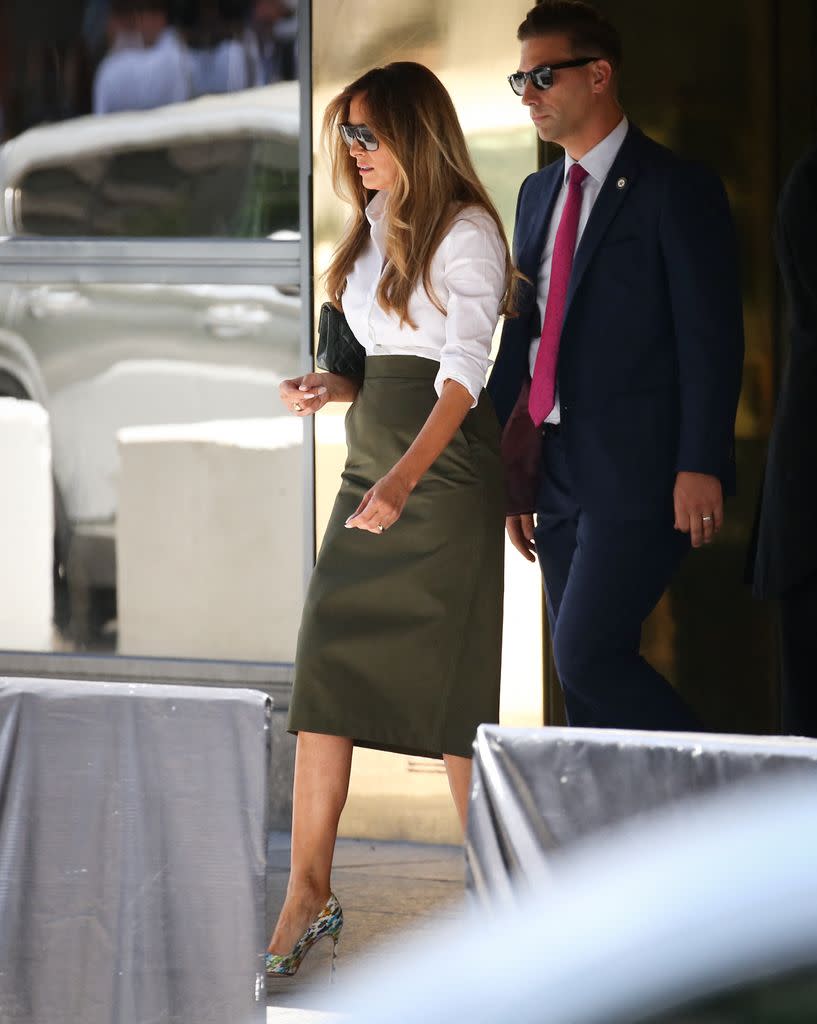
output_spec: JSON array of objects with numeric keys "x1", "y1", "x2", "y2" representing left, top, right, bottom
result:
[
  {"x1": 267, "y1": 731, "x2": 354, "y2": 954},
  {"x1": 443, "y1": 753, "x2": 473, "y2": 835}
]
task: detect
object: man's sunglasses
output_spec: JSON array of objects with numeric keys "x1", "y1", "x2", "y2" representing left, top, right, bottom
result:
[
  {"x1": 339, "y1": 123, "x2": 379, "y2": 152},
  {"x1": 507, "y1": 57, "x2": 600, "y2": 96}
]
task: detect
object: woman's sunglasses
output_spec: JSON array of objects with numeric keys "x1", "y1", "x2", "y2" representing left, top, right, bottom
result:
[
  {"x1": 339, "y1": 123, "x2": 379, "y2": 152},
  {"x1": 507, "y1": 57, "x2": 600, "y2": 96}
]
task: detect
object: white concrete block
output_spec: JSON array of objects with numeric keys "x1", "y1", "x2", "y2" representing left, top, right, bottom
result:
[
  {"x1": 0, "y1": 399, "x2": 53, "y2": 650},
  {"x1": 51, "y1": 358, "x2": 296, "y2": 524},
  {"x1": 116, "y1": 417, "x2": 304, "y2": 662}
]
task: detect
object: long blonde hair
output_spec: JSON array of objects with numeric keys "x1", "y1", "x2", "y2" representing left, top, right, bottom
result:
[{"x1": 322, "y1": 62, "x2": 520, "y2": 327}]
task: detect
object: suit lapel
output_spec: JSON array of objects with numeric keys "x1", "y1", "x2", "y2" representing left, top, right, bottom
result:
[
  {"x1": 564, "y1": 126, "x2": 642, "y2": 315},
  {"x1": 517, "y1": 161, "x2": 564, "y2": 276}
]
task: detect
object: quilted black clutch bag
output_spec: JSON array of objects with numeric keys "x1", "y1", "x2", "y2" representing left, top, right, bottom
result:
[{"x1": 316, "y1": 301, "x2": 365, "y2": 380}]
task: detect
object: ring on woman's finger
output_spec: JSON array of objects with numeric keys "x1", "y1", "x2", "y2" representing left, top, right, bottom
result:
[
  {"x1": 377, "y1": 523, "x2": 385, "y2": 533},
  {"x1": 293, "y1": 403, "x2": 303, "y2": 412}
]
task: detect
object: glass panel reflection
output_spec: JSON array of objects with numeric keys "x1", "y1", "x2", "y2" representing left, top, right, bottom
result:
[
  {"x1": 16, "y1": 123, "x2": 299, "y2": 237},
  {"x1": 0, "y1": 280, "x2": 303, "y2": 659},
  {"x1": 0, "y1": 1, "x2": 299, "y2": 238}
]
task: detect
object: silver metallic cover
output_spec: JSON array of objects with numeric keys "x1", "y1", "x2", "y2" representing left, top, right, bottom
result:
[
  {"x1": 467, "y1": 724, "x2": 817, "y2": 902},
  {"x1": 0, "y1": 677, "x2": 270, "y2": 1024}
]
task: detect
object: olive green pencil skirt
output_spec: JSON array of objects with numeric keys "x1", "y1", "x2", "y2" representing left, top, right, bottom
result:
[{"x1": 288, "y1": 355, "x2": 505, "y2": 760}]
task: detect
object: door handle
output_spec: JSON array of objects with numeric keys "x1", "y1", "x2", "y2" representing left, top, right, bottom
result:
[
  {"x1": 203, "y1": 303, "x2": 271, "y2": 339},
  {"x1": 26, "y1": 287, "x2": 90, "y2": 319}
]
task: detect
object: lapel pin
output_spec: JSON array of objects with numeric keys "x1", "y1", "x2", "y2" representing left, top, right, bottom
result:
[{"x1": 616, "y1": 177, "x2": 627, "y2": 189}]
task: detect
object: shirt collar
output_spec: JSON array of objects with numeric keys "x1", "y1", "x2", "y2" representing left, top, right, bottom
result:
[
  {"x1": 156, "y1": 27, "x2": 184, "y2": 51},
  {"x1": 365, "y1": 191, "x2": 389, "y2": 258},
  {"x1": 564, "y1": 115, "x2": 629, "y2": 186},
  {"x1": 365, "y1": 190, "x2": 388, "y2": 226}
]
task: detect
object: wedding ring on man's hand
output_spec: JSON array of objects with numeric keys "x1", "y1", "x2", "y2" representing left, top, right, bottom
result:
[
  {"x1": 377, "y1": 524, "x2": 385, "y2": 533},
  {"x1": 702, "y1": 515, "x2": 713, "y2": 522},
  {"x1": 294, "y1": 403, "x2": 303, "y2": 412}
]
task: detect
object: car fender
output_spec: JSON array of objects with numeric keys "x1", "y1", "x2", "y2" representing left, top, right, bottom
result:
[
  {"x1": 0, "y1": 328, "x2": 70, "y2": 558},
  {"x1": 0, "y1": 327, "x2": 50, "y2": 407}
]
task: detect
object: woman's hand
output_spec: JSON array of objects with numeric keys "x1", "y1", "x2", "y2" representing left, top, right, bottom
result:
[
  {"x1": 279, "y1": 372, "x2": 360, "y2": 416},
  {"x1": 345, "y1": 468, "x2": 413, "y2": 535},
  {"x1": 343, "y1": 378, "x2": 473, "y2": 535}
]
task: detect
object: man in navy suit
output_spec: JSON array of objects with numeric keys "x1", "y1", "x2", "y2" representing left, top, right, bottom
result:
[{"x1": 489, "y1": 1, "x2": 744, "y2": 730}]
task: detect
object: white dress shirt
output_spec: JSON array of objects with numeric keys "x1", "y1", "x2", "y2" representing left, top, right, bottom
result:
[
  {"x1": 342, "y1": 191, "x2": 507, "y2": 407},
  {"x1": 93, "y1": 29, "x2": 193, "y2": 115},
  {"x1": 529, "y1": 116, "x2": 629, "y2": 424},
  {"x1": 190, "y1": 40, "x2": 251, "y2": 96}
]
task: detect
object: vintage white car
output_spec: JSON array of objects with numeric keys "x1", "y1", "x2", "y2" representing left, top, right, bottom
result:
[{"x1": 0, "y1": 82, "x2": 301, "y2": 646}]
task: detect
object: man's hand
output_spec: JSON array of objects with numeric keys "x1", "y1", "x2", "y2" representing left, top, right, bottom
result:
[
  {"x1": 506, "y1": 514, "x2": 536, "y2": 562},
  {"x1": 673, "y1": 471, "x2": 723, "y2": 548}
]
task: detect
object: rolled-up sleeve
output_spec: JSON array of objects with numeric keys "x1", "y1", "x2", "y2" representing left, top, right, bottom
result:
[{"x1": 434, "y1": 212, "x2": 507, "y2": 408}]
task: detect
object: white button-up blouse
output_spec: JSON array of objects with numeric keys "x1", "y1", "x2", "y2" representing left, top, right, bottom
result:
[{"x1": 341, "y1": 191, "x2": 507, "y2": 408}]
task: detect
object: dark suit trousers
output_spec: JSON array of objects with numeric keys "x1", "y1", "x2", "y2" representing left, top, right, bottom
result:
[
  {"x1": 778, "y1": 571, "x2": 817, "y2": 737},
  {"x1": 534, "y1": 431, "x2": 701, "y2": 730}
]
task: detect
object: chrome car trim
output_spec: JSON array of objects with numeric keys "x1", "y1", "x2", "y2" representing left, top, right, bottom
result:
[{"x1": 0, "y1": 239, "x2": 300, "y2": 286}]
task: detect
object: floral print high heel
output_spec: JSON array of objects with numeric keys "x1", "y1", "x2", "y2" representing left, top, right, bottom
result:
[{"x1": 265, "y1": 893, "x2": 344, "y2": 980}]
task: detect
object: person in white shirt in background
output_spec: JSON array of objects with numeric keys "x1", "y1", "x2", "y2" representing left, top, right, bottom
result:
[
  {"x1": 243, "y1": 0, "x2": 297, "y2": 84},
  {"x1": 266, "y1": 61, "x2": 520, "y2": 980},
  {"x1": 177, "y1": 0, "x2": 299, "y2": 99},
  {"x1": 93, "y1": 0, "x2": 193, "y2": 114}
]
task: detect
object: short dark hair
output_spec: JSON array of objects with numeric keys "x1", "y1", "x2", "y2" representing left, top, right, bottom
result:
[
  {"x1": 111, "y1": 0, "x2": 171, "y2": 14},
  {"x1": 517, "y1": 1, "x2": 622, "y2": 73}
]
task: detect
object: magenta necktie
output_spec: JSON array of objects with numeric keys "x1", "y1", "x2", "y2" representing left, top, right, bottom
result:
[{"x1": 528, "y1": 162, "x2": 589, "y2": 426}]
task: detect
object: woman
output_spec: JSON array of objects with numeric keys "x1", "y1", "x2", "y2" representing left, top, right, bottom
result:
[{"x1": 266, "y1": 61, "x2": 516, "y2": 979}]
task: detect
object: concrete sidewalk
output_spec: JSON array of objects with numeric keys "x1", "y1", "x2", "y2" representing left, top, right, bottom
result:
[{"x1": 265, "y1": 832, "x2": 466, "y2": 1021}]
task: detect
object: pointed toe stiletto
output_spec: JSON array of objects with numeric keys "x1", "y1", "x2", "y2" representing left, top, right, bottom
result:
[{"x1": 265, "y1": 893, "x2": 344, "y2": 981}]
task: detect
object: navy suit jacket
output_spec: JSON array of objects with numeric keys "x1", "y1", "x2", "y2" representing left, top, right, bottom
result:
[{"x1": 488, "y1": 124, "x2": 744, "y2": 519}]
